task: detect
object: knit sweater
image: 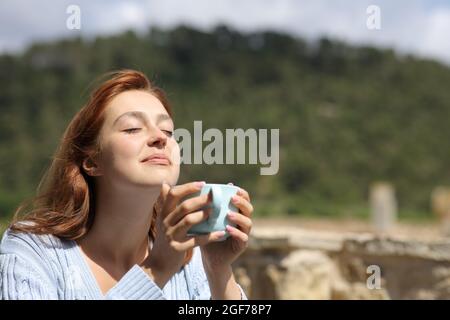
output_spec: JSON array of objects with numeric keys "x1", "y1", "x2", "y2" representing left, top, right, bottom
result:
[{"x1": 0, "y1": 228, "x2": 247, "y2": 300}]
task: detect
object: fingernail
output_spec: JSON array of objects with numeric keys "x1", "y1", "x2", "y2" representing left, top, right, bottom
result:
[
  {"x1": 226, "y1": 225, "x2": 233, "y2": 232},
  {"x1": 228, "y1": 182, "x2": 234, "y2": 185},
  {"x1": 195, "y1": 181, "x2": 206, "y2": 188},
  {"x1": 228, "y1": 212, "x2": 236, "y2": 218},
  {"x1": 239, "y1": 188, "x2": 248, "y2": 196},
  {"x1": 232, "y1": 195, "x2": 239, "y2": 203}
]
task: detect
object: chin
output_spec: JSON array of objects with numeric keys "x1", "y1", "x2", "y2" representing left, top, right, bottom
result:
[{"x1": 140, "y1": 168, "x2": 179, "y2": 187}]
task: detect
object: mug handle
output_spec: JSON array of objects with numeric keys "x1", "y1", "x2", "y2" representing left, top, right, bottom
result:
[{"x1": 210, "y1": 185, "x2": 223, "y2": 210}]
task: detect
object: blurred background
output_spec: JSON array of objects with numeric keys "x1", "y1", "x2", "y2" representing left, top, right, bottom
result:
[{"x1": 1, "y1": 0, "x2": 450, "y2": 299}]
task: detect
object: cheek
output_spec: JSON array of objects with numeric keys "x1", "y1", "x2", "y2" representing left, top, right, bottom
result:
[
  {"x1": 167, "y1": 140, "x2": 180, "y2": 184},
  {"x1": 168, "y1": 139, "x2": 181, "y2": 167},
  {"x1": 102, "y1": 136, "x2": 142, "y2": 167}
]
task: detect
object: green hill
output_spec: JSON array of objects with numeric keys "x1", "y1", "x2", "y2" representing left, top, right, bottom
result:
[{"x1": 1, "y1": 25, "x2": 450, "y2": 223}]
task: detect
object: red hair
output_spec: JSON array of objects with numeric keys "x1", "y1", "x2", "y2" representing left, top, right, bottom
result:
[{"x1": 11, "y1": 69, "x2": 193, "y2": 265}]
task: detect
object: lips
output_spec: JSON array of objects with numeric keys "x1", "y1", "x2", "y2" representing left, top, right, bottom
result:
[{"x1": 141, "y1": 153, "x2": 171, "y2": 165}]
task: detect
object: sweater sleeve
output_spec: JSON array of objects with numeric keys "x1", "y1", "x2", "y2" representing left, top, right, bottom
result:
[
  {"x1": 189, "y1": 248, "x2": 248, "y2": 300},
  {"x1": 194, "y1": 268, "x2": 249, "y2": 300},
  {"x1": 0, "y1": 253, "x2": 58, "y2": 299},
  {"x1": 104, "y1": 264, "x2": 166, "y2": 300}
]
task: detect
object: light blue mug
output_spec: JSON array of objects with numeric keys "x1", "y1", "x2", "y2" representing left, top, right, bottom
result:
[{"x1": 187, "y1": 183, "x2": 239, "y2": 239}]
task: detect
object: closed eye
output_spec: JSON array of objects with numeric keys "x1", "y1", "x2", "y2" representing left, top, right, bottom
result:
[
  {"x1": 162, "y1": 130, "x2": 173, "y2": 137},
  {"x1": 123, "y1": 128, "x2": 142, "y2": 134}
]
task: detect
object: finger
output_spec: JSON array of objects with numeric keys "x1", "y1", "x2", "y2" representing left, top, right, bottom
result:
[
  {"x1": 171, "y1": 208, "x2": 212, "y2": 235},
  {"x1": 172, "y1": 231, "x2": 226, "y2": 251},
  {"x1": 225, "y1": 225, "x2": 249, "y2": 244},
  {"x1": 155, "y1": 183, "x2": 171, "y2": 212},
  {"x1": 227, "y1": 211, "x2": 252, "y2": 234},
  {"x1": 236, "y1": 188, "x2": 250, "y2": 202},
  {"x1": 164, "y1": 181, "x2": 205, "y2": 212},
  {"x1": 231, "y1": 195, "x2": 254, "y2": 218},
  {"x1": 166, "y1": 193, "x2": 212, "y2": 226}
]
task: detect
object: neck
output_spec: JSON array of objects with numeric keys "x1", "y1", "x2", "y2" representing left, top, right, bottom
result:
[{"x1": 79, "y1": 181, "x2": 160, "y2": 269}]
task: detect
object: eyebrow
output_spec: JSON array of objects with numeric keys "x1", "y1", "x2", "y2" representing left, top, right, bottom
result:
[{"x1": 113, "y1": 111, "x2": 172, "y2": 127}]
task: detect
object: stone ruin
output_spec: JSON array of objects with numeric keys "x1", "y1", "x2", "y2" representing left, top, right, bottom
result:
[
  {"x1": 231, "y1": 184, "x2": 450, "y2": 299},
  {"x1": 432, "y1": 187, "x2": 450, "y2": 236},
  {"x1": 233, "y1": 227, "x2": 450, "y2": 299}
]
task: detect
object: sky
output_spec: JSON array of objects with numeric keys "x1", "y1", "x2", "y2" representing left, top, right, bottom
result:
[{"x1": 1, "y1": 0, "x2": 450, "y2": 64}]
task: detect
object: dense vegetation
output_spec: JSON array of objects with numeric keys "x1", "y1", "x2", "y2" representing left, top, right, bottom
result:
[{"x1": 1, "y1": 25, "x2": 450, "y2": 227}]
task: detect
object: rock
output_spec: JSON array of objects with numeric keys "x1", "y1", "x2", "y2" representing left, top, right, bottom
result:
[
  {"x1": 370, "y1": 182, "x2": 397, "y2": 234},
  {"x1": 235, "y1": 226, "x2": 450, "y2": 299},
  {"x1": 268, "y1": 250, "x2": 335, "y2": 299},
  {"x1": 431, "y1": 186, "x2": 450, "y2": 236},
  {"x1": 233, "y1": 267, "x2": 252, "y2": 298}
]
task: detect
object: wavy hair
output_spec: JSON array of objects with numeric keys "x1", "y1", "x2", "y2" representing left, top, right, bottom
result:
[{"x1": 10, "y1": 69, "x2": 192, "y2": 265}]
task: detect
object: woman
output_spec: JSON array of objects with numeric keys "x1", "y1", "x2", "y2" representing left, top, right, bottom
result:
[{"x1": 0, "y1": 70, "x2": 253, "y2": 300}]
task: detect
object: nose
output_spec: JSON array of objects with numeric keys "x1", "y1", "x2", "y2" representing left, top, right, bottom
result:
[{"x1": 146, "y1": 127, "x2": 168, "y2": 148}]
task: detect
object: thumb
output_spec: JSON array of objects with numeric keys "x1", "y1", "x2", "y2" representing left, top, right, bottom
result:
[
  {"x1": 160, "y1": 182, "x2": 171, "y2": 200},
  {"x1": 155, "y1": 182, "x2": 171, "y2": 217}
]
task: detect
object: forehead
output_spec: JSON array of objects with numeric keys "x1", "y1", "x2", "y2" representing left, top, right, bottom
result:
[{"x1": 104, "y1": 90, "x2": 169, "y2": 122}]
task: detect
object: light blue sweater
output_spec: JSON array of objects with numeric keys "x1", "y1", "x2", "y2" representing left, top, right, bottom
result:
[{"x1": 0, "y1": 228, "x2": 246, "y2": 300}]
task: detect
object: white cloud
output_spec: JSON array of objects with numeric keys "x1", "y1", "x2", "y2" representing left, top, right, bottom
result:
[
  {"x1": 0, "y1": 0, "x2": 69, "y2": 51},
  {"x1": 419, "y1": 8, "x2": 450, "y2": 63},
  {"x1": 84, "y1": 1, "x2": 150, "y2": 35},
  {"x1": 0, "y1": 0, "x2": 449, "y2": 65}
]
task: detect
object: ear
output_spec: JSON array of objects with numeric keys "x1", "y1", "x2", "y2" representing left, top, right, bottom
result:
[{"x1": 82, "y1": 156, "x2": 102, "y2": 177}]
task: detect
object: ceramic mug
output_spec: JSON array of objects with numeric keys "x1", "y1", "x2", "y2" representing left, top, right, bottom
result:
[{"x1": 187, "y1": 183, "x2": 239, "y2": 239}]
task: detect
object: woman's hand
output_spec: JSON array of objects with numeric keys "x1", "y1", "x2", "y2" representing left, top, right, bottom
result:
[
  {"x1": 200, "y1": 186, "x2": 253, "y2": 272},
  {"x1": 142, "y1": 181, "x2": 225, "y2": 288}
]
